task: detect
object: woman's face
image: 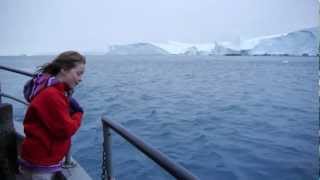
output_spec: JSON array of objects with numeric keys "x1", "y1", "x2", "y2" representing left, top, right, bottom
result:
[{"x1": 60, "y1": 63, "x2": 85, "y2": 89}]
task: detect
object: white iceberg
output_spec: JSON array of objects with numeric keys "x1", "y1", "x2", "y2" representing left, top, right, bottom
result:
[
  {"x1": 105, "y1": 27, "x2": 319, "y2": 56},
  {"x1": 247, "y1": 27, "x2": 319, "y2": 56},
  {"x1": 106, "y1": 43, "x2": 169, "y2": 55}
]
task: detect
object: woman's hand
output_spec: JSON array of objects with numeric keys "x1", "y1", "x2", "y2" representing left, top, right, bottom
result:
[{"x1": 69, "y1": 97, "x2": 83, "y2": 114}]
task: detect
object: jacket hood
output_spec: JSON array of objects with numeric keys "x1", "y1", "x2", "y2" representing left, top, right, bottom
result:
[{"x1": 23, "y1": 73, "x2": 60, "y2": 102}]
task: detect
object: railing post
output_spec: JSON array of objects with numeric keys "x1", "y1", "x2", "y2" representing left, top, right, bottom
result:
[
  {"x1": 0, "y1": 103, "x2": 18, "y2": 179},
  {"x1": 0, "y1": 81, "x2": 2, "y2": 103},
  {"x1": 102, "y1": 122, "x2": 114, "y2": 180},
  {"x1": 62, "y1": 147, "x2": 76, "y2": 169}
]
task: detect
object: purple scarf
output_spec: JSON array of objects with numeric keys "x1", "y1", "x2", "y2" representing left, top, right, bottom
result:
[{"x1": 23, "y1": 73, "x2": 59, "y2": 102}]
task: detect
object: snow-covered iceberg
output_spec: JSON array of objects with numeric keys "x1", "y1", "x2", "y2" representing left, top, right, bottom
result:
[
  {"x1": 106, "y1": 43, "x2": 169, "y2": 55},
  {"x1": 247, "y1": 27, "x2": 319, "y2": 56},
  {"x1": 153, "y1": 27, "x2": 319, "y2": 56},
  {"x1": 105, "y1": 27, "x2": 319, "y2": 56}
]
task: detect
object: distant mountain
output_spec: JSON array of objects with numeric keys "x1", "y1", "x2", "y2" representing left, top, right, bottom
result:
[{"x1": 106, "y1": 43, "x2": 169, "y2": 55}]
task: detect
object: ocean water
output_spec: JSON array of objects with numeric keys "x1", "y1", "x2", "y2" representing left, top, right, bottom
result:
[{"x1": 0, "y1": 55, "x2": 318, "y2": 180}]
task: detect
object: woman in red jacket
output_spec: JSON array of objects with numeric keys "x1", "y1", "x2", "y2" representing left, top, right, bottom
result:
[{"x1": 19, "y1": 51, "x2": 86, "y2": 180}]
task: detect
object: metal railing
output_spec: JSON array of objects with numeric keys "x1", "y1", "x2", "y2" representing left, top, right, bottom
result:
[
  {"x1": 101, "y1": 118, "x2": 198, "y2": 180},
  {"x1": 0, "y1": 65, "x2": 75, "y2": 168},
  {"x1": 0, "y1": 65, "x2": 33, "y2": 105},
  {"x1": 0, "y1": 65, "x2": 34, "y2": 77}
]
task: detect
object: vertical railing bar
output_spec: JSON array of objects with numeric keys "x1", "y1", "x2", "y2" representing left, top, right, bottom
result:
[
  {"x1": 102, "y1": 122, "x2": 114, "y2": 180},
  {"x1": 0, "y1": 81, "x2": 2, "y2": 104},
  {"x1": 62, "y1": 149, "x2": 76, "y2": 169},
  {"x1": 65, "y1": 151, "x2": 72, "y2": 164}
]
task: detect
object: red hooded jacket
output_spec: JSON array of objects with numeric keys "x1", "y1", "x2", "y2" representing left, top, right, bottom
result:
[{"x1": 21, "y1": 82, "x2": 83, "y2": 166}]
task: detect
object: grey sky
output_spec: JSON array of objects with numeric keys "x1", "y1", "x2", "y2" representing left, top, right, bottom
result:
[{"x1": 0, "y1": 0, "x2": 318, "y2": 55}]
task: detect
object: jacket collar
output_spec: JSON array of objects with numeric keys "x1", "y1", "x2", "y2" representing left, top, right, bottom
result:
[{"x1": 52, "y1": 82, "x2": 72, "y2": 94}]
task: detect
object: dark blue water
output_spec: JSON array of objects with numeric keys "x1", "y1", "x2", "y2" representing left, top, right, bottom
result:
[{"x1": 0, "y1": 55, "x2": 318, "y2": 180}]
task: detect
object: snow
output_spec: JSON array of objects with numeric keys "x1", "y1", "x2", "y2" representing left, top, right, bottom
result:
[
  {"x1": 152, "y1": 41, "x2": 214, "y2": 54},
  {"x1": 211, "y1": 42, "x2": 241, "y2": 55}
]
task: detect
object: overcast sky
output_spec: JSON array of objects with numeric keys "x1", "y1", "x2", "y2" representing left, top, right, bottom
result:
[{"x1": 0, "y1": 0, "x2": 318, "y2": 55}]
